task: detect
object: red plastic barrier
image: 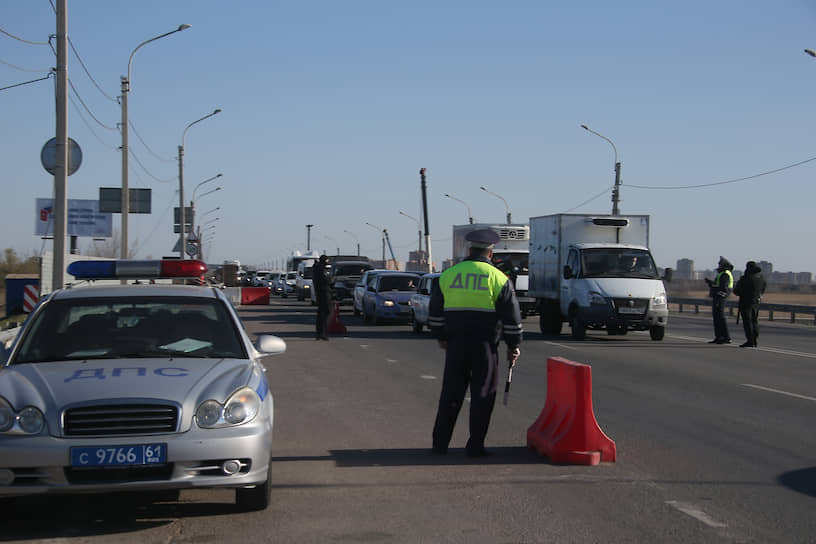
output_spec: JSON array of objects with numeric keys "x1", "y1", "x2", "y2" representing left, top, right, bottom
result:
[
  {"x1": 527, "y1": 356, "x2": 616, "y2": 465},
  {"x1": 240, "y1": 287, "x2": 270, "y2": 305},
  {"x1": 327, "y1": 303, "x2": 347, "y2": 334}
]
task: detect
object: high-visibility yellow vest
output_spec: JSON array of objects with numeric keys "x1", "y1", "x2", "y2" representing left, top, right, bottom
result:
[
  {"x1": 439, "y1": 260, "x2": 509, "y2": 311},
  {"x1": 715, "y1": 269, "x2": 734, "y2": 289}
]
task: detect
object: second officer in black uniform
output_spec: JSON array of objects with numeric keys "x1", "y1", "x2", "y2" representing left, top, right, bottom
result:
[{"x1": 428, "y1": 229, "x2": 522, "y2": 457}]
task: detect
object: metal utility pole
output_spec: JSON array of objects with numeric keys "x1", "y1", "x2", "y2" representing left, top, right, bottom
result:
[
  {"x1": 420, "y1": 168, "x2": 433, "y2": 272},
  {"x1": 383, "y1": 229, "x2": 398, "y2": 271},
  {"x1": 581, "y1": 124, "x2": 621, "y2": 216},
  {"x1": 52, "y1": 0, "x2": 68, "y2": 291},
  {"x1": 306, "y1": 224, "x2": 314, "y2": 250},
  {"x1": 480, "y1": 186, "x2": 512, "y2": 224}
]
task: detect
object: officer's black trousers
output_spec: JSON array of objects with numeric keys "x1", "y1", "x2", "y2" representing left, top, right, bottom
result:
[
  {"x1": 740, "y1": 304, "x2": 759, "y2": 345},
  {"x1": 432, "y1": 335, "x2": 499, "y2": 452},
  {"x1": 712, "y1": 297, "x2": 730, "y2": 341},
  {"x1": 315, "y1": 298, "x2": 331, "y2": 340}
]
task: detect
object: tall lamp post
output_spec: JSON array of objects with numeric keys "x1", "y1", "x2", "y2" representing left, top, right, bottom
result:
[
  {"x1": 190, "y1": 173, "x2": 222, "y2": 236},
  {"x1": 580, "y1": 124, "x2": 621, "y2": 216},
  {"x1": 399, "y1": 210, "x2": 423, "y2": 268},
  {"x1": 444, "y1": 193, "x2": 474, "y2": 224},
  {"x1": 306, "y1": 224, "x2": 314, "y2": 251},
  {"x1": 365, "y1": 221, "x2": 386, "y2": 264},
  {"x1": 480, "y1": 186, "x2": 512, "y2": 224},
  {"x1": 344, "y1": 229, "x2": 360, "y2": 256},
  {"x1": 121, "y1": 24, "x2": 190, "y2": 259},
  {"x1": 178, "y1": 109, "x2": 221, "y2": 259},
  {"x1": 805, "y1": 49, "x2": 816, "y2": 57}
]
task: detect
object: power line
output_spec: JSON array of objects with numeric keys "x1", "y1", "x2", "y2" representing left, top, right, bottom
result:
[
  {"x1": 0, "y1": 57, "x2": 52, "y2": 73},
  {"x1": 68, "y1": 77, "x2": 117, "y2": 130},
  {"x1": 626, "y1": 156, "x2": 816, "y2": 190},
  {"x1": 0, "y1": 71, "x2": 53, "y2": 92},
  {"x1": 129, "y1": 120, "x2": 176, "y2": 163},
  {"x1": 68, "y1": 37, "x2": 118, "y2": 102},
  {"x1": 128, "y1": 148, "x2": 176, "y2": 183},
  {"x1": 0, "y1": 26, "x2": 50, "y2": 46},
  {"x1": 68, "y1": 91, "x2": 118, "y2": 150},
  {"x1": 564, "y1": 185, "x2": 614, "y2": 213}
]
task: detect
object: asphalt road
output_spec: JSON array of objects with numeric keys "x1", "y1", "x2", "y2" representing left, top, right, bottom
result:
[{"x1": 2, "y1": 298, "x2": 815, "y2": 543}]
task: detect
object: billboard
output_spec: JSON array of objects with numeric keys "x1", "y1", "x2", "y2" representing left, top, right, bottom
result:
[{"x1": 35, "y1": 198, "x2": 113, "y2": 238}]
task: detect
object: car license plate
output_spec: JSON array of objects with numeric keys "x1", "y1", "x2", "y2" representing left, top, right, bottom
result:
[
  {"x1": 618, "y1": 306, "x2": 645, "y2": 314},
  {"x1": 70, "y1": 444, "x2": 167, "y2": 467}
]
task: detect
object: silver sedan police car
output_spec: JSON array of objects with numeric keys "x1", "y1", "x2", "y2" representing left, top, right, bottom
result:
[{"x1": 0, "y1": 259, "x2": 285, "y2": 511}]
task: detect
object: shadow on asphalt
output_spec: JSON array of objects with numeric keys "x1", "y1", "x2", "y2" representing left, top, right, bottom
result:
[
  {"x1": 778, "y1": 466, "x2": 816, "y2": 498},
  {"x1": 272, "y1": 446, "x2": 548, "y2": 467},
  {"x1": 0, "y1": 491, "x2": 249, "y2": 541}
]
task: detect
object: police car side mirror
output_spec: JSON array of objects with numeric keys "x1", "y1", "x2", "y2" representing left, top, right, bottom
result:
[{"x1": 255, "y1": 334, "x2": 286, "y2": 357}]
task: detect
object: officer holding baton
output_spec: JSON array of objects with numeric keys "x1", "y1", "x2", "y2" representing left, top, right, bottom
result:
[{"x1": 428, "y1": 229, "x2": 523, "y2": 457}]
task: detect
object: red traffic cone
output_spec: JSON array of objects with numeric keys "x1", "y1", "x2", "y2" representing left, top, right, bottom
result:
[{"x1": 327, "y1": 302, "x2": 347, "y2": 334}]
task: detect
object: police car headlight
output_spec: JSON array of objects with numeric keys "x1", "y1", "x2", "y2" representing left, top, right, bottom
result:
[
  {"x1": 18, "y1": 407, "x2": 44, "y2": 434},
  {"x1": 382, "y1": 300, "x2": 395, "y2": 307},
  {"x1": 651, "y1": 293, "x2": 667, "y2": 308},
  {"x1": 224, "y1": 387, "x2": 260, "y2": 425},
  {"x1": 196, "y1": 400, "x2": 222, "y2": 428},
  {"x1": 196, "y1": 387, "x2": 260, "y2": 428},
  {"x1": 0, "y1": 398, "x2": 14, "y2": 432}
]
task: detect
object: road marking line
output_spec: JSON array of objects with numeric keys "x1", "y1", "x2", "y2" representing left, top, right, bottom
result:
[
  {"x1": 741, "y1": 384, "x2": 816, "y2": 402},
  {"x1": 420, "y1": 375, "x2": 436, "y2": 380},
  {"x1": 385, "y1": 358, "x2": 397, "y2": 363},
  {"x1": 360, "y1": 345, "x2": 369, "y2": 349},
  {"x1": 665, "y1": 501, "x2": 727, "y2": 528},
  {"x1": 667, "y1": 335, "x2": 816, "y2": 359},
  {"x1": 541, "y1": 341, "x2": 576, "y2": 350}
]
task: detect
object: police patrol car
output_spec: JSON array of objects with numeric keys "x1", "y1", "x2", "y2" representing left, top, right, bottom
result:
[{"x1": 0, "y1": 260, "x2": 285, "y2": 510}]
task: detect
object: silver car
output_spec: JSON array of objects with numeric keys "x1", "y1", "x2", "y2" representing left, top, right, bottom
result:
[{"x1": 0, "y1": 259, "x2": 286, "y2": 511}]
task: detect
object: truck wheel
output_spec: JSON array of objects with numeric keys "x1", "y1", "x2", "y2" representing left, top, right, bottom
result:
[
  {"x1": 570, "y1": 314, "x2": 586, "y2": 340},
  {"x1": 649, "y1": 326, "x2": 665, "y2": 341}
]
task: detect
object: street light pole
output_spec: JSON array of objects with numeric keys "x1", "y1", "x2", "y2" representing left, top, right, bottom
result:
[
  {"x1": 365, "y1": 221, "x2": 385, "y2": 264},
  {"x1": 306, "y1": 224, "x2": 314, "y2": 251},
  {"x1": 399, "y1": 210, "x2": 423, "y2": 269},
  {"x1": 581, "y1": 124, "x2": 621, "y2": 216},
  {"x1": 444, "y1": 193, "x2": 474, "y2": 224},
  {"x1": 480, "y1": 186, "x2": 512, "y2": 224},
  {"x1": 178, "y1": 109, "x2": 221, "y2": 259},
  {"x1": 190, "y1": 173, "x2": 222, "y2": 240},
  {"x1": 121, "y1": 24, "x2": 190, "y2": 259},
  {"x1": 344, "y1": 229, "x2": 360, "y2": 256}
]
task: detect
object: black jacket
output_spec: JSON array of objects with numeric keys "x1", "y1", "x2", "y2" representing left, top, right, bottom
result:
[{"x1": 733, "y1": 263, "x2": 766, "y2": 308}]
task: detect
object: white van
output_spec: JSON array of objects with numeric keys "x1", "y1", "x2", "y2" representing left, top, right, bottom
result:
[{"x1": 296, "y1": 260, "x2": 315, "y2": 301}]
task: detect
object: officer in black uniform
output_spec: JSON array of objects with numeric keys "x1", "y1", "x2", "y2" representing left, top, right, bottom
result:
[
  {"x1": 312, "y1": 255, "x2": 333, "y2": 340},
  {"x1": 428, "y1": 229, "x2": 523, "y2": 457}
]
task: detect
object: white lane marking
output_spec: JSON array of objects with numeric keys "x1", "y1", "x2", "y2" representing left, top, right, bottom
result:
[
  {"x1": 665, "y1": 501, "x2": 727, "y2": 528},
  {"x1": 385, "y1": 358, "x2": 397, "y2": 363},
  {"x1": 667, "y1": 335, "x2": 816, "y2": 359},
  {"x1": 360, "y1": 345, "x2": 369, "y2": 349},
  {"x1": 420, "y1": 375, "x2": 436, "y2": 380},
  {"x1": 741, "y1": 384, "x2": 816, "y2": 403},
  {"x1": 541, "y1": 341, "x2": 576, "y2": 350}
]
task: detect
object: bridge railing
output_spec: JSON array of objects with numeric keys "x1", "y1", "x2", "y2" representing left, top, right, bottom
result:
[{"x1": 669, "y1": 297, "x2": 816, "y2": 325}]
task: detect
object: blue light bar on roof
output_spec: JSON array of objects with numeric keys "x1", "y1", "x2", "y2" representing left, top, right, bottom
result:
[{"x1": 67, "y1": 260, "x2": 207, "y2": 279}]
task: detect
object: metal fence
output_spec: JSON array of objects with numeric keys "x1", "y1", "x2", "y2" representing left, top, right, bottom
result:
[{"x1": 670, "y1": 297, "x2": 816, "y2": 325}]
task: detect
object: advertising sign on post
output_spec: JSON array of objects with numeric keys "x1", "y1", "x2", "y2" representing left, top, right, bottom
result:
[{"x1": 35, "y1": 198, "x2": 113, "y2": 238}]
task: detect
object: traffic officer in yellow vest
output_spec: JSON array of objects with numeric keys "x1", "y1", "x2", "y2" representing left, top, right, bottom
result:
[
  {"x1": 428, "y1": 229, "x2": 523, "y2": 457},
  {"x1": 705, "y1": 256, "x2": 734, "y2": 344}
]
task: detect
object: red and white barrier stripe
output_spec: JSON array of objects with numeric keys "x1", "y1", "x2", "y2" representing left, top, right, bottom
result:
[{"x1": 23, "y1": 284, "x2": 39, "y2": 313}]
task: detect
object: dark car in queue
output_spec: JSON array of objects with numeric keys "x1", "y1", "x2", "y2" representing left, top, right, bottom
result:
[{"x1": 0, "y1": 259, "x2": 286, "y2": 511}]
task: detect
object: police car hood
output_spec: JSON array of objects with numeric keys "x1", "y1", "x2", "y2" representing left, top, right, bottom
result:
[{"x1": 1, "y1": 358, "x2": 254, "y2": 433}]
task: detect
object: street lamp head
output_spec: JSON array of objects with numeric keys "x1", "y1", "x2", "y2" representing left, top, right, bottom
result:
[
  {"x1": 213, "y1": 109, "x2": 222, "y2": 115},
  {"x1": 480, "y1": 186, "x2": 487, "y2": 191},
  {"x1": 177, "y1": 24, "x2": 192, "y2": 31},
  {"x1": 580, "y1": 124, "x2": 589, "y2": 130}
]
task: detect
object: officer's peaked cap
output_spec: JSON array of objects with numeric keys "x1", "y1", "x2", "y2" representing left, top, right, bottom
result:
[{"x1": 466, "y1": 229, "x2": 500, "y2": 248}]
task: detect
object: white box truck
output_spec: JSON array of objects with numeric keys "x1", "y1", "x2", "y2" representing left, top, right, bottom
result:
[
  {"x1": 528, "y1": 214, "x2": 670, "y2": 340},
  {"x1": 452, "y1": 223, "x2": 536, "y2": 317}
]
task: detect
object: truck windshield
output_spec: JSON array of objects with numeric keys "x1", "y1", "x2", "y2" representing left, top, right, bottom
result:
[
  {"x1": 580, "y1": 248, "x2": 658, "y2": 279},
  {"x1": 492, "y1": 252, "x2": 529, "y2": 275}
]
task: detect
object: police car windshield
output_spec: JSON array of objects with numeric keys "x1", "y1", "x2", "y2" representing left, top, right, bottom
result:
[{"x1": 12, "y1": 297, "x2": 247, "y2": 363}]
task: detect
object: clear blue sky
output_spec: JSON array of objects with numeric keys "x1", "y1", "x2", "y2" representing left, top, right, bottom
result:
[{"x1": 2, "y1": 1, "x2": 816, "y2": 275}]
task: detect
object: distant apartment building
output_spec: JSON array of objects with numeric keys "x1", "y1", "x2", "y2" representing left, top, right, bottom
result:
[{"x1": 675, "y1": 258, "x2": 695, "y2": 280}]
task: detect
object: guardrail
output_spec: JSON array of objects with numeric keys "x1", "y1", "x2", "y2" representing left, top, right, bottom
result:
[{"x1": 670, "y1": 297, "x2": 816, "y2": 325}]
